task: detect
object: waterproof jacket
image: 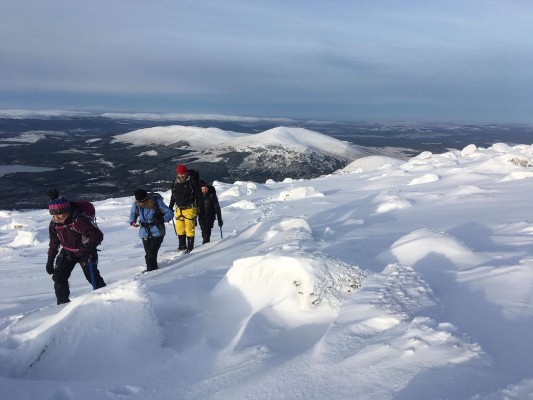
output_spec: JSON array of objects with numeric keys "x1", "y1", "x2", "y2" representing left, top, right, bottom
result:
[
  {"x1": 202, "y1": 186, "x2": 222, "y2": 223},
  {"x1": 129, "y1": 194, "x2": 173, "y2": 239},
  {"x1": 48, "y1": 202, "x2": 103, "y2": 258},
  {"x1": 169, "y1": 174, "x2": 205, "y2": 214}
]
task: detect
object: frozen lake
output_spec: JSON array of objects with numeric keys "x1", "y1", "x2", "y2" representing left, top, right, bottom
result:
[{"x1": 0, "y1": 164, "x2": 56, "y2": 177}]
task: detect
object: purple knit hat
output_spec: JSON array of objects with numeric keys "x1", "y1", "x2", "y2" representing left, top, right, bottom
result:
[{"x1": 48, "y1": 189, "x2": 70, "y2": 215}]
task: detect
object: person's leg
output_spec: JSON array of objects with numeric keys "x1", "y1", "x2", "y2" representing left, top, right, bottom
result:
[
  {"x1": 178, "y1": 234, "x2": 186, "y2": 250},
  {"x1": 147, "y1": 236, "x2": 164, "y2": 270},
  {"x1": 176, "y1": 208, "x2": 187, "y2": 250},
  {"x1": 205, "y1": 219, "x2": 214, "y2": 243},
  {"x1": 184, "y1": 207, "x2": 197, "y2": 253},
  {"x1": 199, "y1": 220, "x2": 208, "y2": 244},
  {"x1": 52, "y1": 251, "x2": 77, "y2": 304},
  {"x1": 79, "y1": 254, "x2": 106, "y2": 289},
  {"x1": 142, "y1": 237, "x2": 151, "y2": 268}
]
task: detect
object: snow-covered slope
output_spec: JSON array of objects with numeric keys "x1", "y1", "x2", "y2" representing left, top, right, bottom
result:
[
  {"x1": 112, "y1": 125, "x2": 248, "y2": 149},
  {"x1": 112, "y1": 125, "x2": 366, "y2": 160},
  {"x1": 112, "y1": 126, "x2": 368, "y2": 179},
  {"x1": 2, "y1": 143, "x2": 533, "y2": 399}
]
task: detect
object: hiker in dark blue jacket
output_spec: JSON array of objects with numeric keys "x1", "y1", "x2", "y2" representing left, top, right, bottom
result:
[{"x1": 129, "y1": 189, "x2": 173, "y2": 272}]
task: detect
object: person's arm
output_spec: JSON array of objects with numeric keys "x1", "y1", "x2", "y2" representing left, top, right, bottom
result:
[
  {"x1": 76, "y1": 215, "x2": 104, "y2": 262},
  {"x1": 169, "y1": 178, "x2": 176, "y2": 210},
  {"x1": 76, "y1": 215, "x2": 104, "y2": 247},
  {"x1": 157, "y1": 198, "x2": 173, "y2": 223},
  {"x1": 213, "y1": 193, "x2": 223, "y2": 226},
  {"x1": 48, "y1": 221, "x2": 60, "y2": 257},
  {"x1": 47, "y1": 222, "x2": 60, "y2": 273},
  {"x1": 129, "y1": 202, "x2": 138, "y2": 226}
]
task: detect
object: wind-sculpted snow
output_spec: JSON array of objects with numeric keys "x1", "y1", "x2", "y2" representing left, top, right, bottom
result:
[
  {"x1": 336, "y1": 155, "x2": 405, "y2": 174},
  {"x1": 3, "y1": 142, "x2": 533, "y2": 398},
  {"x1": 377, "y1": 229, "x2": 489, "y2": 269},
  {"x1": 278, "y1": 186, "x2": 324, "y2": 201},
  {"x1": 0, "y1": 281, "x2": 169, "y2": 381}
]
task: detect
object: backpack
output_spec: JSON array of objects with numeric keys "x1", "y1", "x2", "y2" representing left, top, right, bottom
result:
[
  {"x1": 75, "y1": 201, "x2": 96, "y2": 222},
  {"x1": 67, "y1": 200, "x2": 98, "y2": 232},
  {"x1": 188, "y1": 169, "x2": 200, "y2": 187}
]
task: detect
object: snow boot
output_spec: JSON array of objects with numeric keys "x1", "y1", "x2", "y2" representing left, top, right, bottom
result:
[
  {"x1": 185, "y1": 236, "x2": 194, "y2": 254},
  {"x1": 177, "y1": 235, "x2": 186, "y2": 251}
]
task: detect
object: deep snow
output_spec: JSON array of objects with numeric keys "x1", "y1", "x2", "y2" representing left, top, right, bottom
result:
[{"x1": 1, "y1": 143, "x2": 533, "y2": 399}]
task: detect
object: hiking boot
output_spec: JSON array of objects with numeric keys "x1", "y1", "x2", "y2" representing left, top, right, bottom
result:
[
  {"x1": 178, "y1": 235, "x2": 187, "y2": 251},
  {"x1": 186, "y1": 236, "x2": 194, "y2": 254}
]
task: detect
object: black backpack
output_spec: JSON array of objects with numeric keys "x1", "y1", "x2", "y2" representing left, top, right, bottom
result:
[{"x1": 188, "y1": 169, "x2": 200, "y2": 187}]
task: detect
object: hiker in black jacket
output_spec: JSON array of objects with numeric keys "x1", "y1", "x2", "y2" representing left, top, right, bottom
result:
[
  {"x1": 199, "y1": 180, "x2": 223, "y2": 244},
  {"x1": 169, "y1": 164, "x2": 205, "y2": 253}
]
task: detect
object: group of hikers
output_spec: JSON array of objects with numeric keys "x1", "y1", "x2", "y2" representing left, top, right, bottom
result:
[{"x1": 46, "y1": 164, "x2": 223, "y2": 305}]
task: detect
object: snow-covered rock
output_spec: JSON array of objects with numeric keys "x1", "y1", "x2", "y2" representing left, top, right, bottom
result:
[{"x1": 461, "y1": 144, "x2": 477, "y2": 157}]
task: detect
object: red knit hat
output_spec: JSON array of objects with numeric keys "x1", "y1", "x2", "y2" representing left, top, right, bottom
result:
[{"x1": 176, "y1": 165, "x2": 188, "y2": 174}]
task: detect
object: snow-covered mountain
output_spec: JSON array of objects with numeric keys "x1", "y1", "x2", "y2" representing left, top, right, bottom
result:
[
  {"x1": 112, "y1": 125, "x2": 369, "y2": 179},
  {"x1": 2, "y1": 142, "x2": 533, "y2": 399}
]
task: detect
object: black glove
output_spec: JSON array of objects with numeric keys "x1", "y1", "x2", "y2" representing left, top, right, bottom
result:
[
  {"x1": 218, "y1": 220, "x2": 223, "y2": 227},
  {"x1": 85, "y1": 243, "x2": 98, "y2": 263},
  {"x1": 169, "y1": 200, "x2": 175, "y2": 211},
  {"x1": 46, "y1": 256, "x2": 55, "y2": 275}
]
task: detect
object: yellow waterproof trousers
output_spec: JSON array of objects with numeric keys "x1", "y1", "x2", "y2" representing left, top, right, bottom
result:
[{"x1": 175, "y1": 207, "x2": 197, "y2": 237}]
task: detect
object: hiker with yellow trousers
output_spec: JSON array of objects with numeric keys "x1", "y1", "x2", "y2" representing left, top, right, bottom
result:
[{"x1": 169, "y1": 165, "x2": 205, "y2": 253}]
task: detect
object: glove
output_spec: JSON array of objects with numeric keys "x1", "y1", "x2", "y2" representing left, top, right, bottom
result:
[
  {"x1": 130, "y1": 221, "x2": 138, "y2": 227},
  {"x1": 218, "y1": 220, "x2": 223, "y2": 227},
  {"x1": 46, "y1": 256, "x2": 55, "y2": 275},
  {"x1": 85, "y1": 243, "x2": 98, "y2": 263}
]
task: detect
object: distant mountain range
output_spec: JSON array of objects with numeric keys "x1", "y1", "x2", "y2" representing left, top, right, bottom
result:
[
  {"x1": 112, "y1": 126, "x2": 369, "y2": 181},
  {"x1": 0, "y1": 122, "x2": 369, "y2": 210},
  {"x1": 2, "y1": 112, "x2": 532, "y2": 210}
]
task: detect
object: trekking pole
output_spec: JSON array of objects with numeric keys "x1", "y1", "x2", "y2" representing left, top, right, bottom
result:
[
  {"x1": 220, "y1": 226, "x2": 223, "y2": 239},
  {"x1": 88, "y1": 255, "x2": 97, "y2": 290},
  {"x1": 172, "y1": 217, "x2": 177, "y2": 236}
]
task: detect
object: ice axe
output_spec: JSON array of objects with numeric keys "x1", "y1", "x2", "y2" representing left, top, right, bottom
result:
[{"x1": 220, "y1": 226, "x2": 223, "y2": 239}]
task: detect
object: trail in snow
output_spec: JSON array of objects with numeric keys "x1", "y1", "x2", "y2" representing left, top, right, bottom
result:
[{"x1": 1, "y1": 143, "x2": 533, "y2": 399}]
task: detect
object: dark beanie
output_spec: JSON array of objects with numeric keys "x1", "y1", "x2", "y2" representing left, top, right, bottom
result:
[
  {"x1": 135, "y1": 189, "x2": 149, "y2": 202},
  {"x1": 48, "y1": 189, "x2": 70, "y2": 215},
  {"x1": 200, "y1": 180, "x2": 208, "y2": 187}
]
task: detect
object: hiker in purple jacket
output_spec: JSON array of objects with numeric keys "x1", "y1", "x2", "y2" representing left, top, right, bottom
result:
[{"x1": 46, "y1": 189, "x2": 106, "y2": 305}]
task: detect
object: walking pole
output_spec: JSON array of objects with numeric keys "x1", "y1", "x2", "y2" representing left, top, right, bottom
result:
[
  {"x1": 88, "y1": 255, "x2": 97, "y2": 290},
  {"x1": 172, "y1": 217, "x2": 177, "y2": 236},
  {"x1": 220, "y1": 226, "x2": 223, "y2": 239}
]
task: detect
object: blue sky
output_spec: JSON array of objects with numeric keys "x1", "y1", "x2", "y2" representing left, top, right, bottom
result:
[{"x1": 1, "y1": 0, "x2": 532, "y2": 122}]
